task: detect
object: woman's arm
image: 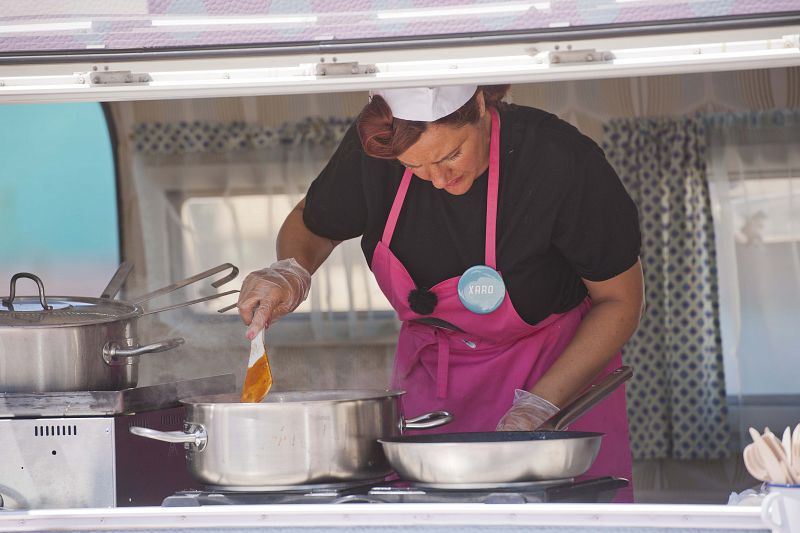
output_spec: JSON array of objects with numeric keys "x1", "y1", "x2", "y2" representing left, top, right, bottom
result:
[
  {"x1": 528, "y1": 259, "x2": 645, "y2": 407},
  {"x1": 277, "y1": 197, "x2": 342, "y2": 274}
]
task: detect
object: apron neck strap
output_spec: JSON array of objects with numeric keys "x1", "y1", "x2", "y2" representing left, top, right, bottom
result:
[
  {"x1": 485, "y1": 106, "x2": 500, "y2": 270},
  {"x1": 381, "y1": 106, "x2": 502, "y2": 270},
  {"x1": 381, "y1": 167, "x2": 414, "y2": 245}
]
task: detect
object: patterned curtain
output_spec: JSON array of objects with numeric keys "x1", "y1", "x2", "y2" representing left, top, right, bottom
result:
[
  {"x1": 130, "y1": 117, "x2": 353, "y2": 156},
  {"x1": 603, "y1": 116, "x2": 729, "y2": 460}
]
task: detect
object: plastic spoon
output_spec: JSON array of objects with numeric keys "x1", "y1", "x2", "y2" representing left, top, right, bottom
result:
[
  {"x1": 743, "y1": 443, "x2": 770, "y2": 482},
  {"x1": 793, "y1": 424, "x2": 800, "y2": 466},
  {"x1": 750, "y1": 427, "x2": 787, "y2": 484},
  {"x1": 777, "y1": 426, "x2": 800, "y2": 483},
  {"x1": 763, "y1": 427, "x2": 797, "y2": 484},
  {"x1": 783, "y1": 426, "x2": 793, "y2": 467},
  {"x1": 763, "y1": 427, "x2": 798, "y2": 484}
]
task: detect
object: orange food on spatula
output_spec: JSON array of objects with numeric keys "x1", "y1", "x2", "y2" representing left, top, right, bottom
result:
[{"x1": 240, "y1": 330, "x2": 273, "y2": 403}]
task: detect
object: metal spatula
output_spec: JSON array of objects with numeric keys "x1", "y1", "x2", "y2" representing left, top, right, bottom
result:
[{"x1": 240, "y1": 329, "x2": 273, "y2": 403}]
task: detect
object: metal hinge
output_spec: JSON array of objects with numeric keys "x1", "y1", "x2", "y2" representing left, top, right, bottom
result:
[
  {"x1": 89, "y1": 70, "x2": 152, "y2": 85},
  {"x1": 548, "y1": 49, "x2": 615, "y2": 65},
  {"x1": 314, "y1": 61, "x2": 377, "y2": 76}
]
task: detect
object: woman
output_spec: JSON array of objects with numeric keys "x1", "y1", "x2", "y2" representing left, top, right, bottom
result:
[{"x1": 238, "y1": 84, "x2": 644, "y2": 501}]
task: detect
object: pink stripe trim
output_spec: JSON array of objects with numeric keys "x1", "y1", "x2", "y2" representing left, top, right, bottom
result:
[{"x1": 381, "y1": 168, "x2": 414, "y2": 245}]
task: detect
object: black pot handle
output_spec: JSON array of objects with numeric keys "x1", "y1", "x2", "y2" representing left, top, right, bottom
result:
[{"x1": 2, "y1": 273, "x2": 52, "y2": 310}]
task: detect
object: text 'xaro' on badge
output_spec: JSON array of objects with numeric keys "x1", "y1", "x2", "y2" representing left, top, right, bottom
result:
[{"x1": 457, "y1": 265, "x2": 506, "y2": 314}]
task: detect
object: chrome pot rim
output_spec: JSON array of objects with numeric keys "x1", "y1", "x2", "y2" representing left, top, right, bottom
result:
[
  {"x1": 182, "y1": 389, "x2": 406, "y2": 406},
  {"x1": 0, "y1": 295, "x2": 142, "y2": 328}
]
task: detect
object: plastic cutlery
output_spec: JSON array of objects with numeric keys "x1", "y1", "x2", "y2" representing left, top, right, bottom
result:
[
  {"x1": 743, "y1": 443, "x2": 770, "y2": 482},
  {"x1": 793, "y1": 424, "x2": 800, "y2": 466},
  {"x1": 783, "y1": 426, "x2": 793, "y2": 467},
  {"x1": 764, "y1": 427, "x2": 799, "y2": 484},
  {"x1": 765, "y1": 427, "x2": 799, "y2": 484},
  {"x1": 750, "y1": 427, "x2": 788, "y2": 484}
]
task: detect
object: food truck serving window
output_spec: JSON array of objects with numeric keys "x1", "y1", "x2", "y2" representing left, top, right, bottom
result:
[
  {"x1": 0, "y1": 103, "x2": 119, "y2": 295},
  {"x1": 0, "y1": 0, "x2": 797, "y2": 54}
]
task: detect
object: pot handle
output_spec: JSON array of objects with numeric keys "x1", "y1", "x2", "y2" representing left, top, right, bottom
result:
[
  {"x1": 402, "y1": 410, "x2": 453, "y2": 431},
  {"x1": 103, "y1": 337, "x2": 185, "y2": 365},
  {"x1": 2, "y1": 273, "x2": 52, "y2": 310},
  {"x1": 129, "y1": 424, "x2": 208, "y2": 452},
  {"x1": 131, "y1": 263, "x2": 239, "y2": 315}
]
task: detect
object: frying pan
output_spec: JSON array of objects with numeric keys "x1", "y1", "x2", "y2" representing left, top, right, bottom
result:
[{"x1": 379, "y1": 366, "x2": 632, "y2": 485}]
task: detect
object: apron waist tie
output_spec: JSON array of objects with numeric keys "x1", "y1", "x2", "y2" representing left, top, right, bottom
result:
[
  {"x1": 399, "y1": 324, "x2": 453, "y2": 399},
  {"x1": 435, "y1": 329, "x2": 450, "y2": 399}
]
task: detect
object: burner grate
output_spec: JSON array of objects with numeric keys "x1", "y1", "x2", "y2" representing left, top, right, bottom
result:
[
  {"x1": 203, "y1": 477, "x2": 387, "y2": 494},
  {"x1": 409, "y1": 477, "x2": 573, "y2": 491},
  {"x1": 162, "y1": 477, "x2": 628, "y2": 506}
]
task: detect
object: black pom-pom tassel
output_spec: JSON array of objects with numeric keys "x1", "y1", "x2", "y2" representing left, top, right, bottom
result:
[{"x1": 408, "y1": 288, "x2": 438, "y2": 315}]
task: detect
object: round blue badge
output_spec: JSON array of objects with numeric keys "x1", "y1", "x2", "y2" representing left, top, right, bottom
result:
[{"x1": 457, "y1": 265, "x2": 506, "y2": 314}]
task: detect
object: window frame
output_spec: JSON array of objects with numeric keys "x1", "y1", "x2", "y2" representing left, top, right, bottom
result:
[{"x1": 0, "y1": 17, "x2": 798, "y2": 104}]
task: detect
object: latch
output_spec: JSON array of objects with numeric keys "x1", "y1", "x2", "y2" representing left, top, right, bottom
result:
[
  {"x1": 314, "y1": 61, "x2": 377, "y2": 76},
  {"x1": 89, "y1": 70, "x2": 152, "y2": 85},
  {"x1": 548, "y1": 49, "x2": 615, "y2": 65}
]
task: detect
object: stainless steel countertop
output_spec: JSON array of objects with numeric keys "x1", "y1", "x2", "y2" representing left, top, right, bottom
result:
[
  {"x1": 0, "y1": 374, "x2": 236, "y2": 417},
  {"x1": 0, "y1": 502, "x2": 769, "y2": 533}
]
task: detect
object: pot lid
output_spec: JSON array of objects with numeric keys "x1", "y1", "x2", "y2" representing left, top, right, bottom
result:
[
  {"x1": 0, "y1": 296, "x2": 140, "y2": 327},
  {"x1": 0, "y1": 273, "x2": 140, "y2": 327}
]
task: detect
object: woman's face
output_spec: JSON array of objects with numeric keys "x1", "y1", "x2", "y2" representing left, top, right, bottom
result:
[{"x1": 396, "y1": 101, "x2": 491, "y2": 196}]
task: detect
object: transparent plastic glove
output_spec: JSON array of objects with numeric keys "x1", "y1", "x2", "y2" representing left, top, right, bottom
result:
[
  {"x1": 237, "y1": 258, "x2": 311, "y2": 340},
  {"x1": 496, "y1": 389, "x2": 560, "y2": 431}
]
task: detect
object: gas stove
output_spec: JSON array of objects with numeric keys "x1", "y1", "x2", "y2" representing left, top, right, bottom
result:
[
  {"x1": 0, "y1": 374, "x2": 235, "y2": 510},
  {"x1": 162, "y1": 476, "x2": 628, "y2": 506}
]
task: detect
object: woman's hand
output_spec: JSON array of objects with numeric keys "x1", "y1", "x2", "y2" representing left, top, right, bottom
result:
[
  {"x1": 496, "y1": 389, "x2": 560, "y2": 431},
  {"x1": 237, "y1": 258, "x2": 311, "y2": 340}
]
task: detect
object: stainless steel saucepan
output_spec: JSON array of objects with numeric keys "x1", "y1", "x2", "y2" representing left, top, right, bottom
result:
[
  {"x1": 379, "y1": 366, "x2": 633, "y2": 485},
  {"x1": 129, "y1": 389, "x2": 452, "y2": 489},
  {"x1": 0, "y1": 263, "x2": 238, "y2": 392}
]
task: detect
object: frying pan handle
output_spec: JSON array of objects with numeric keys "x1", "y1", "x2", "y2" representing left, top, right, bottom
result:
[
  {"x1": 540, "y1": 366, "x2": 633, "y2": 431},
  {"x1": 402, "y1": 410, "x2": 453, "y2": 431}
]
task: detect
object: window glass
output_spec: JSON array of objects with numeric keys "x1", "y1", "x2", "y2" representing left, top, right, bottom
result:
[
  {"x1": 727, "y1": 178, "x2": 800, "y2": 243},
  {"x1": 708, "y1": 126, "x2": 800, "y2": 396},
  {"x1": 0, "y1": 103, "x2": 119, "y2": 296},
  {"x1": 180, "y1": 194, "x2": 392, "y2": 314},
  {"x1": 1, "y1": 0, "x2": 794, "y2": 53},
  {"x1": 712, "y1": 176, "x2": 800, "y2": 396}
]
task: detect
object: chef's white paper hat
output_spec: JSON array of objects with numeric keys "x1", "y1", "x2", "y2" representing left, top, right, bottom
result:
[{"x1": 370, "y1": 85, "x2": 478, "y2": 122}]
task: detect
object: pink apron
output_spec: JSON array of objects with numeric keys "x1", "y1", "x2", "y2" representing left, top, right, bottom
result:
[{"x1": 370, "y1": 108, "x2": 633, "y2": 502}]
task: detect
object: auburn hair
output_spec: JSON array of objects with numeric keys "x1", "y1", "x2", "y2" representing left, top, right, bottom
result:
[{"x1": 357, "y1": 85, "x2": 510, "y2": 159}]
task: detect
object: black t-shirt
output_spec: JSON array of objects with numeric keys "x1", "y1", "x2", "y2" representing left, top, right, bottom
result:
[{"x1": 303, "y1": 104, "x2": 640, "y2": 325}]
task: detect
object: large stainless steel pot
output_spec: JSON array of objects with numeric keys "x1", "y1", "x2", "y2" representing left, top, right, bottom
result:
[
  {"x1": 130, "y1": 390, "x2": 452, "y2": 489},
  {"x1": 0, "y1": 264, "x2": 238, "y2": 393}
]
